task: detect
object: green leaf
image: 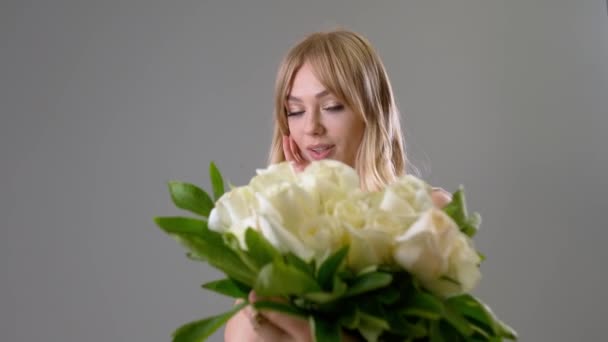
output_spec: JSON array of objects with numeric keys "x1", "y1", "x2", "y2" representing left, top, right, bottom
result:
[
  {"x1": 244, "y1": 228, "x2": 281, "y2": 268},
  {"x1": 443, "y1": 305, "x2": 474, "y2": 337},
  {"x1": 201, "y1": 278, "x2": 250, "y2": 298},
  {"x1": 254, "y1": 260, "x2": 321, "y2": 297},
  {"x1": 445, "y1": 294, "x2": 517, "y2": 339},
  {"x1": 438, "y1": 320, "x2": 463, "y2": 341},
  {"x1": 317, "y1": 245, "x2": 349, "y2": 291},
  {"x1": 496, "y1": 320, "x2": 518, "y2": 340},
  {"x1": 467, "y1": 212, "x2": 482, "y2": 235},
  {"x1": 345, "y1": 272, "x2": 392, "y2": 297},
  {"x1": 402, "y1": 292, "x2": 444, "y2": 320},
  {"x1": 357, "y1": 311, "x2": 389, "y2": 342},
  {"x1": 442, "y1": 187, "x2": 480, "y2": 237},
  {"x1": 185, "y1": 251, "x2": 207, "y2": 262},
  {"x1": 209, "y1": 162, "x2": 225, "y2": 201},
  {"x1": 222, "y1": 232, "x2": 260, "y2": 274},
  {"x1": 359, "y1": 312, "x2": 390, "y2": 331},
  {"x1": 168, "y1": 181, "x2": 215, "y2": 217},
  {"x1": 160, "y1": 224, "x2": 255, "y2": 285},
  {"x1": 172, "y1": 301, "x2": 246, "y2": 342},
  {"x1": 310, "y1": 316, "x2": 341, "y2": 342},
  {"x1": 154, "y1": 216, "x2": 221, "y2": 263},
  {"x1": 384, "y1": 313, "x2": 427, "y2": 338},
  {"x1": 356, "y1": 264, "x2": 378, "y2": 276},
  {"x1": 252, "y1": 300, "x2": 308, "y2": 318},
  {"x1": 375, "y1": 287, "x2": 400, "y2": 305},
  {"x1": 470, "y1": 324, "x2": 492, "y2": 339},
  {"x1": 154, "y1": 216, "x2": 207, "y2": 235},
  {"x1": 187, "y1": 237, "x2": 255, "y2": 285},
  {"x1": 445, "y1": 295, "x2": 495, "y2": 334},
  {"x1": 337, "y1": 304, "x2": 359, "y2": 329},
  {"x1": 304, "y1": 278, "x2": 348, "y2": 304},
  {"x1": 429, "y1": 320, "x2": 446, "y2": 342},
  {"x1": 357, "y1": 325, "x2": 383, "y2": 342},
  {"x1": 284, "y1": 252, "x2": 315, "y2": 277}
]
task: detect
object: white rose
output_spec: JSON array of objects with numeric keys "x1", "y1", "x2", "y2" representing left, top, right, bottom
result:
[
  {"x1": 295, "y1": 214, "x2": 347, "y2": 262},
  {"x1": 298, "y1": 160, "x2": 361, "y2": 212},
  {"x1": 209, "y1": 160, "x2": 361, "y2": 263},
  {"x1": 208, "y1": 186, "x2": 259, "y2": 248},
  {"x1": 380, "y1": 175, "x2": 434, "y2": 216},
  {"x1": 345, "y1": 225, "x2": 394, "y2": 271},
  {"x1": 253, "y1": 182, "x2": 321, "y2": 261},
  {"x1": 431, "y1": 234, "x2": 482, "y2": 296},
  {"x1": 300, "y1": 160, "x2": 360, "y2": 190},
  {"x1": 251, "y1": 204, "x2": 315, "y2": 261},
  {"x1": 249, "y1": 162, "x2": 297, "y2": 192},
  {"x1": 393, "y1": 208, "x2": 481, "y2": 297},
  {"x1": 331, "y1": 196, "x2": 408, "y2": 271},
  {"x1": 208, "y1": 162, "x2": 299, "y2": 250},
  {"x1": 255, "y1": 181, "x2": 319, "y2": 234},
  {"x1": 332, "y1": 196, "x2": 368, "y2": 229}
]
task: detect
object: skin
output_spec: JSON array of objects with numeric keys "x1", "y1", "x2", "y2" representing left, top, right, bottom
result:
[
  {"x1": 224, "y1": 63, "x2": 452, "y2": 342},
  {"x1": 282, "y1": 62, "x2": 366, "y2": 172}
]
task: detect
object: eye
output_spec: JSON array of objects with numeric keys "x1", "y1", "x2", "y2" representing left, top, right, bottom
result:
[
  {"x1": 323, "y1": 104, "x2": 344, "y2": 112},
  {"x1": 287, "y1": 110, "x2": 304, "y2": 117}
]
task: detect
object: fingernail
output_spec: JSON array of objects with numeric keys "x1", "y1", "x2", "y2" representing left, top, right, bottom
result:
[{"x1": 249, "y1": 290, "x2": 258, "y2": 303}]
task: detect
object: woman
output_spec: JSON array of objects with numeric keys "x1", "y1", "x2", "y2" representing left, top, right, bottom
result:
[{"x1": 225, "y1": 29, "x2": 451, "y2": 342}]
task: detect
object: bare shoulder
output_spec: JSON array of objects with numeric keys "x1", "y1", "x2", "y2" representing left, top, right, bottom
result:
[{"x1": 431, "y1": 187, "x2": 452, "y2": 208}]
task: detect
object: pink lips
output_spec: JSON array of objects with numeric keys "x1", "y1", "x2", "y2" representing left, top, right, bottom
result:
[{"x1": 307, "y1": 144, "x2": 335, "y2": 160}]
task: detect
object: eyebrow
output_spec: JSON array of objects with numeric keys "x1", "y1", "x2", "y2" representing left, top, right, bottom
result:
[{"x1": 287, "y1": 89, "x2": 331, "y2": 102}]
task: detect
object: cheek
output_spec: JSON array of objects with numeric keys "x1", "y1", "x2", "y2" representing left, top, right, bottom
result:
[
  {"x1": 345, "y1": 132, "x2": 363, "y2": 156},
  {"x1": 337, "y1": 119, "x2": 364, "y2": 149},
  {"x1": 287, "y1": 120, "x2": 299, "y2": 136},
  {"x1": 287, "y1": 120, "x2": 305, "y2": 145}
]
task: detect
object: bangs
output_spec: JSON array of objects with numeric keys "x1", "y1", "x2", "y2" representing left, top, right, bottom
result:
[{"x1": 280, "y1": 33, "x2": 367, "y2": 123}]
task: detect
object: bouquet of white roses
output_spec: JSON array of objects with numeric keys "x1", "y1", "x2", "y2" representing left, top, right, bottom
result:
[{"x1": 154, "y1": 160, "x2": 516, "y2": 341}]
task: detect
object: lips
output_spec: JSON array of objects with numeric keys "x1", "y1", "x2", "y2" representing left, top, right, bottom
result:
[{"x1": 307, "y1": 144, "x2": 335, "y2": 160}]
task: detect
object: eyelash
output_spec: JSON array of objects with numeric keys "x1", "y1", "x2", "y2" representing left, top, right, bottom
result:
[
  {"x1": 287, "y1": 105, "x2": 344, "y2": 117},
  {"x1": 325, "y1": 104, "x2": 344, "y2": 112}
]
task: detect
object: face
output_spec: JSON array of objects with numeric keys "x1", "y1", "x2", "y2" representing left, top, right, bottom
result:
[{"x1": 286, "y1": 63, "x2": 365, "y2": 168}]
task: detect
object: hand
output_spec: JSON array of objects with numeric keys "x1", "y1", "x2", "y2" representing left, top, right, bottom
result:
[
  {"x1": 224, "y1": 291, "x2": 311, "y2": 342},
  {"x1": 282, "y1": 135, "x2": 309, "y2": 172},
  {"x1": 224, "y1": 291, "x2": 361, "y2": 342},
  {"x1": 431, "y1": 187, "x2": 452, "y2": 208}
]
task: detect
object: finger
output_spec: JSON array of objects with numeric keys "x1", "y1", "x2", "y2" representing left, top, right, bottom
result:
[
  {"x1": 225, "y1": 304, "x2": 286, "y2": 342},
  {"x1": 259, "y1": 310, "x2": 311, "y2": 341},
  {"x1": 282, "y1": 135, "x2": 295, "y2": 162},
  {"x1": 244, "y1": 304, "x2": 287, "y2": 342},
  {"x1": 289, "y1": 137, "x2": 310, "y2": 172},
  {"x1": 431, "y1": 187, "x2": 452, "y2": 208},
  {"x1": 288, "y1": 135, "x2": 303, "y2": 164},
  {"x1": 250, "y1": 291, "x2": 311, "y2": 341}
]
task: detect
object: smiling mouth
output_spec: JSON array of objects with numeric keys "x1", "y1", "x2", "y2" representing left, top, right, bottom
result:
[{"x1": 307, "y1": 145, "x2": 335, "y2": 160}]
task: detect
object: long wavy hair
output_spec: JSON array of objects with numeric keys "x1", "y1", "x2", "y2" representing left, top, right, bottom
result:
[{"x1": 268, "y1": 29, "x2": 411, "y2": 191}]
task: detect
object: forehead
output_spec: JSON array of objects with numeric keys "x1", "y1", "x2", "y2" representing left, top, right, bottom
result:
[{"x1": 288, "y1": 63, "x2": 326, "y2": 96}]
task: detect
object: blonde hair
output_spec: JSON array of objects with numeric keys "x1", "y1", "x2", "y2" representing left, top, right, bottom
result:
[{"x1": 268, "y1": 29, "x2": 410, "y2": 191}]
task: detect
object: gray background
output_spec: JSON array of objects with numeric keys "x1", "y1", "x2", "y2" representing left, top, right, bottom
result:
[{"x1": 1, "y1": 0, "x2": 607, "y2": 341}]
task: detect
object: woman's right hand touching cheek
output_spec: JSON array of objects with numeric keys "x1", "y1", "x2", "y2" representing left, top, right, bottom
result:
[{"x1": 282, "y1": 135, "x2": 309, "y2": 172}]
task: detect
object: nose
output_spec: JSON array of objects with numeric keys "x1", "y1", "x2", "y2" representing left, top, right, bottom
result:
[{"x1": 304, "y1": 108, "x2": 325, "y2": 136}]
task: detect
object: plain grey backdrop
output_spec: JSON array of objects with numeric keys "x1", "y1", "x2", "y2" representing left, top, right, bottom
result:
[{"x1": 1, "y1": 0, "x2": 607, "y2": 341}]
